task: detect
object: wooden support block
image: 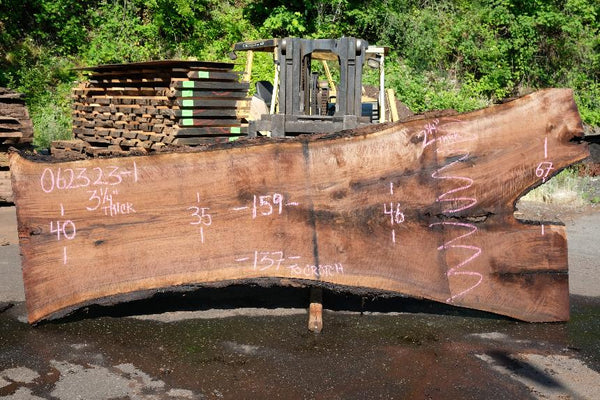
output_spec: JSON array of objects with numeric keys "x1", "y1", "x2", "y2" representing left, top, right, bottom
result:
[
  {"x1": 308, "y1": 287, "x2": 323, "y2": 333},
  {"x1": 10, "y1": 89, "x2": 589, "y2": 324}
]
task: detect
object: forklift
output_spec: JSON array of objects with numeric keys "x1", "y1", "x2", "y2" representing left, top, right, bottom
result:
[{"x1": 230, "y1": 37, "x2": 392, "y2": 138}]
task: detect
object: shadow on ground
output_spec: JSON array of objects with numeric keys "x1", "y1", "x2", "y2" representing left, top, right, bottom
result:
[{"x1": 49, "y1": 285, "x2": 508, "y2": 324}]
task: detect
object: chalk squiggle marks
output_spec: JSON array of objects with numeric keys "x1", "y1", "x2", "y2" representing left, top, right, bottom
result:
[
  {"x1": 429, "y1": 222, "x2": 483, "y2": 302},
  {"x1": 430, "y1": 150, "x2": 482, "y2": 302},
  {"x1": 431, "y1": 154, "x2": 477, "y2": 213}
]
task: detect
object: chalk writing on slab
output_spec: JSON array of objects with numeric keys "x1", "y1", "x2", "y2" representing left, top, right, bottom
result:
[
  {"x1": 536, "y1": 135, "x2": 554, "y2": 183},
  {"x1": 384, "y1": 182, "x2": 405, "y2": 244},
  {"x1": 536, "y1": 161, "x2": 554, "y2": 183},
  {"x1": 51, "y1": 203, "x2": 76, "y2": 265},
  {"x1": 40, "y1": 162, "x2": 138, "y2": 194},
  {"x1": 235, "y1": 251, "x2": 344, "y2": 278},
  {"x1": 431, "y1": 153, "x2": 477, "y2": 213},
  {"x1": 188, "y1": 192, "x2": 212, "y2": 244},
  {"x1": 85, "y1": 187, "x2": 136, "y2": 217},
  {"x1": 231, "y1": 192, "x2": 299, "y2": 219},
  {"x1": 430, "y1": 152, "x2": 483, "y2": 302}
]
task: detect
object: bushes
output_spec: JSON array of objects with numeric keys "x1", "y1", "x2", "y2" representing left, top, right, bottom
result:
[
  {"x1": 0, "y1": 0, "x2": 598, "y2": 147},
  {"x1": 374, "y1": 61, "x2": 488, "y2": 113},
  {"x1": 30, "y1": 83, "x2": 73, "y2": 148},
  {"x1": 0, "y1": 37, "x2": 77, "y2": 146}
]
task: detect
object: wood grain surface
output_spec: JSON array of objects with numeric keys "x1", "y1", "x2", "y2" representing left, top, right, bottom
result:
[{"x1": 11, "y1": 89, "x2": 589, "y2": 323}]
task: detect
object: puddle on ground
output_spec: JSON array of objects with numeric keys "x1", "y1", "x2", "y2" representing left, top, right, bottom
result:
[{"x1": 0, "y1": 291, "x2": 598, "y2": 399}]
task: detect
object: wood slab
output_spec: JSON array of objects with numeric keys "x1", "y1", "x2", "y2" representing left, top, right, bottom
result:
[{"x1": 10, "y1": 89, "x2": 588, "y2": 323}]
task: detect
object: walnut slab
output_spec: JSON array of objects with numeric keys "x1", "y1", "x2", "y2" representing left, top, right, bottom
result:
[{"x1": 10, "y1": 89, "x2": 589, "y2": 323}]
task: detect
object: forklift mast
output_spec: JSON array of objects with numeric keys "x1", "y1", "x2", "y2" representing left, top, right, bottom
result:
[{"x1": 232, "y1": 37, "x2": 377, "y2": 138}]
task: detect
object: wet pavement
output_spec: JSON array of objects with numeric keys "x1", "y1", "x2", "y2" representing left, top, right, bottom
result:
[
  {"x1": 1, "y1": 206, "x2": 599, "y2": 399},
  {"x1": 1, "y1": 295, "x2": 599, "y2": 399}
]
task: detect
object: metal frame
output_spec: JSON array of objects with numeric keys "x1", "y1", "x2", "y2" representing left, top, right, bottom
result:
[{"x1": 232, "y1": 37, "x2": 387, "y2": 137}]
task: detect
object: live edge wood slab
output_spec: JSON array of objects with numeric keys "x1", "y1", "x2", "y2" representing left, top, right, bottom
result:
[{"x1": 10, "y1": 89, "x2": 589, "y2": 324}]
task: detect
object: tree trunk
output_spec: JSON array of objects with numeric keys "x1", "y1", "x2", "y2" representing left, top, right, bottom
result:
[{"x1": 10, "y1": 89, "x2": 589, "y2": 324}]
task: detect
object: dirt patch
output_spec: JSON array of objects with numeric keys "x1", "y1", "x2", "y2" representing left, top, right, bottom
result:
[{"x1": 515, "y1": 200, "x2": 599, "y2": 224}]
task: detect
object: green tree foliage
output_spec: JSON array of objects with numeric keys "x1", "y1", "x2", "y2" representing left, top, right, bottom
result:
[{"x1": 0, "y1": 0, "x2": 598, "y2": 146}]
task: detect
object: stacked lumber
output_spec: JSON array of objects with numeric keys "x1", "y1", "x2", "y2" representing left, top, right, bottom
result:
[
  {"x1": 1, "y1": 88, "x2": 33, "y2": 203},
  {"x1": 70, "y1": 60, "x2": 250, "y2": 156},
  {"x1": 0, "y1": 88, "x2": 34, "y2": 145}
]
